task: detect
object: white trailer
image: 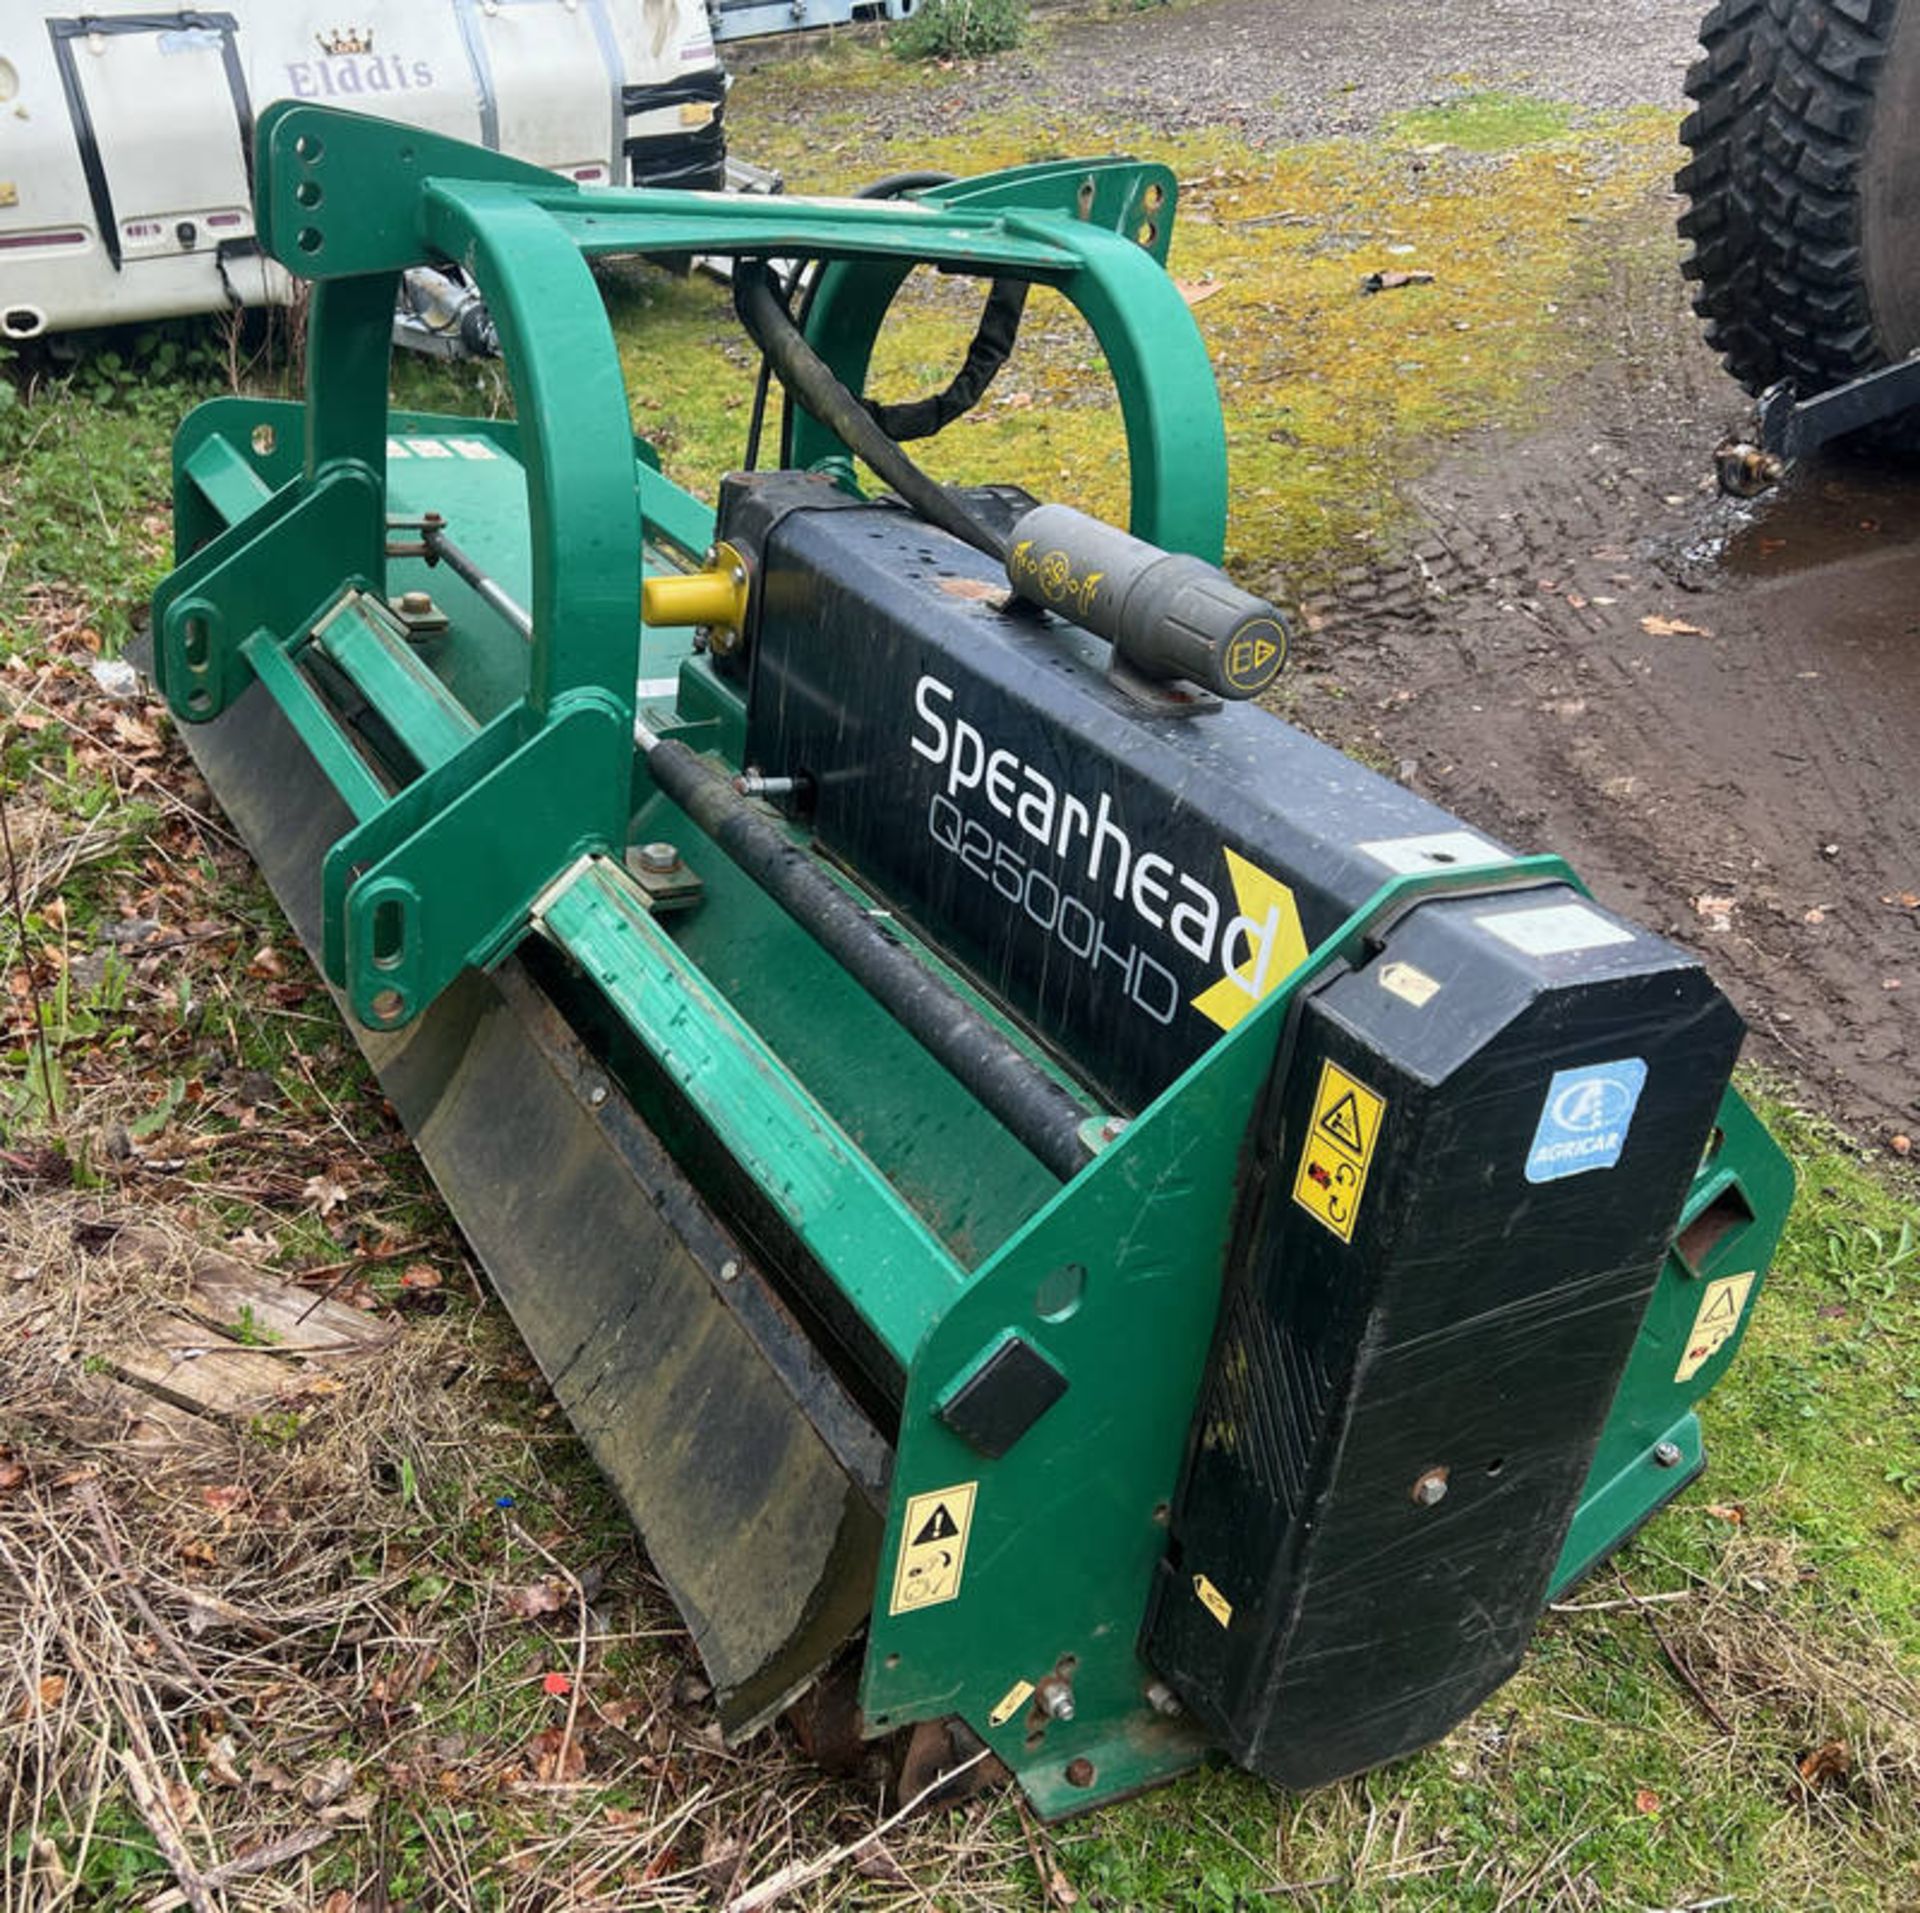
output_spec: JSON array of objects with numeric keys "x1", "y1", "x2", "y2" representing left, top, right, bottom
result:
[
  {"x1": 707, "y1": 0, "x2": 909, "y2": 42},
  {"x1": 0, "y1": 2, "x2": 725, "y2": 341}
]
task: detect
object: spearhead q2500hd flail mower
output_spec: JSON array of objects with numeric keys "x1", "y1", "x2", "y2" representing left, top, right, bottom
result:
[{"x1": 150, "y1": 103, "x2": 1794, "y2": 1817}]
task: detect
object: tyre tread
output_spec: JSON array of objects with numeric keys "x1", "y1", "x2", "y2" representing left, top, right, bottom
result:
[{"x1": 1678, "y1": 0, "x2": 1910, "y2": 425}]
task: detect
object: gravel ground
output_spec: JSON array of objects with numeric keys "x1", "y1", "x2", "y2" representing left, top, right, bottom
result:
[
  {"x1": 735, "y1": 0, "x2": 1714, "y2": 140},
  {"x1": 1022, "y1": 0, "x2": 1709, "y2": 139}
]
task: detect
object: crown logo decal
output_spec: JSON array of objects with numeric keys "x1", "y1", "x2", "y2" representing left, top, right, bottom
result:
[{"x1": 316, "y1": 26, "x2": 374, "y2": 55}]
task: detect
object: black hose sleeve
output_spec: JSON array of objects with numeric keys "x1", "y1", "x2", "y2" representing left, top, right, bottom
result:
[
  {"x1": 644, "y1": 735, "x2": 1093, "y2": 1182},
  {"x1": 733, "y1": 258, "x2": 1009, "y2": 561},
  {"x1": 869, "y1": 276, "x2": 1031, "y2": 442}
]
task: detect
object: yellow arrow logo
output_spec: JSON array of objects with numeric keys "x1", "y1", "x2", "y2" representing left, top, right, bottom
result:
[{"x1": 1191, "y1": 848, "x2": 1308, "y2": 1032}]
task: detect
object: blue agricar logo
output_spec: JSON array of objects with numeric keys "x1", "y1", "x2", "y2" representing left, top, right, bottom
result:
[{"x1": 1525, "y1": 1058, "x2": 1648, "y2": 1184}]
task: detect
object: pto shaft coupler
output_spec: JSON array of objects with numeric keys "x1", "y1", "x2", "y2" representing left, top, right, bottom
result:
[{"x1": 1005, "y1": 503, "x2": 1290, "y2": 701}]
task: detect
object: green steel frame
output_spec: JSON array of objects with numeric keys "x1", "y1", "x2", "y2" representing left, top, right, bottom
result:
[{"x1": 153, "y1": 105, "x2": 1794, "y2": 1816}]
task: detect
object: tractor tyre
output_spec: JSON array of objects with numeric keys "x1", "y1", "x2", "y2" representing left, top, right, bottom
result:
[{"x1": 1678, "y1": 0, "x2": 1920, "y2": 446}]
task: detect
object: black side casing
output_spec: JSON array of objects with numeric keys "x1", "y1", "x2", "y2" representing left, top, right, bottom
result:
[{"x1": 1142, "y1": 897, "x2": 1741, "y2": 1787}]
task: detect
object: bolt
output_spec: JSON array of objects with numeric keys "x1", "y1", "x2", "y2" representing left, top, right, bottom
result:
[
  {"x1": 1144, "y1": 1680, "x2": 1182, "y2": 1719},
  {"x1": 1411, "y1": 1466, "x2": 1450, "y2": 1507},
  {"x1": 1035, "y1": 1676, "x2": 1075, "y2": 1723},
  {"x1": 587, "y1": 1083, "x2": 608, "y2": 1108},
  {"x1": 1653, "y1": 1440, "x2": 1683, "y2": 1469},
  {"x1": 636, "y1": 841, "x2": 680, "y2": 875},
  {"x1": 719, "y1": 1259, "x2": 740, "y2": 1284},
  {"x1": 398, "y1": 590, "x2": 433, "y2": 617},
  {"x1": 1064, "y1": 1757, "x2": 1096, "y2": 1789},
  {"x1": 1099, "y1": 1116, "x2": 1128, "y2": 1144}
]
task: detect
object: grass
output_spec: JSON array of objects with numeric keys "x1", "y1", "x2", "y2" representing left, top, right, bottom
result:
[{"x1": 2, "y1": 52, "x2": 1918, "y2": 1913}]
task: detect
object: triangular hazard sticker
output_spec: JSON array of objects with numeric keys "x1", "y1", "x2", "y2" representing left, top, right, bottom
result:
[
  {"x1": 1319, "y1": 1091, "x2": 1366, "y2": 1154},
  {"x1": 912, "y1": 1504, "x2": 960, "y2": 1547},
  {"x1": 1700, "y1": 1286, "x2": 1741, "y2": 1326}
]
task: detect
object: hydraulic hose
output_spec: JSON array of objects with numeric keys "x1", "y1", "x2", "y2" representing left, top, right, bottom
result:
[
  {"x1": 635, "y1": 721, "x2": 1095, "y2": 1182},
  {"x1": 733, "y1": 258, "x2": 1010, "y2": 562}
]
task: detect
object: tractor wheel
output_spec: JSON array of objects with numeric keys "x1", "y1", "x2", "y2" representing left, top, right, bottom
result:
[{"x1": 1678, "y1": 0, "x2": 1920, "y2": 444}]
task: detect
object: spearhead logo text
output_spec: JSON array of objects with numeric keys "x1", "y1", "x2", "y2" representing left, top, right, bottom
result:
[{"x1": 909, "y1": 672, "x2": 1306, "y2": 1032}]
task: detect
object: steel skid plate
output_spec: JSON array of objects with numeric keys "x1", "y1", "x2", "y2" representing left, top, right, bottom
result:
[{"x1": 153, "y1": 641, "x2": 889, "y2": 1735}]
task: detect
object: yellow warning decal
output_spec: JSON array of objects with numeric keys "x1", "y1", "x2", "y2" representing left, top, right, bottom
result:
[
  {"x1": 888, "y1": 1481, "x2": 978, "y2": 1617},
  {"x1": 1675, "y1": 1271, "x2": 1757, "y2": 1383},
  {"x1": 1291, "y1": 1061, "x2": 1387, "y2": 1244},
  {"x1": 988, "y1": 1680, "x2": 1035, "y2": 1728},
  {"x1": 1193, "y1": 1574, "x2": 1233, "y2": 1629}
]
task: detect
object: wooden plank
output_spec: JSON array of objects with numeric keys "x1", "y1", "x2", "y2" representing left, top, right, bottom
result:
[
  {"x1": 93, "y1": 1227, "x2": 401, "y2": 1426},
  {"x1": 75, "y1": 1376, "x2": 219, "y2": 1453},
  {"x1": 183, "y1": 1264, "x2": 397, "y2": 1355},
  {"x1": 108, "y1": 1315, "x2": 305, "y2": 1419},
  {"x1": 112, "y1": 1226, "x2": 397, "y2": 1353}
]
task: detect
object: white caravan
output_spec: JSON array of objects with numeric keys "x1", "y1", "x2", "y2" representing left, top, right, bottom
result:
[{"x1": 0, "y1": 2, "x2": 725, "y2": 341}]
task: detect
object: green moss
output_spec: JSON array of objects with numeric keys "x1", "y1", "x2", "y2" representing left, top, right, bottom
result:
[
  {"x1": 1386, "y1": 88, "x2": 1580, "y2": 153},
  {"x1": 726, "y1": 80, "x2": 1681, "y2": 591}
]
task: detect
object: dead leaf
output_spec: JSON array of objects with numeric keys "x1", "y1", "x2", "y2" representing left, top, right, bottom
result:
[
  {"x1": 1802, "y1": 907, "x2": 1826, "y2": 926},
  {"x1": 1361, "y1": 268, "x2": 1435, "y2": 293},
  {"x1": 15, "y1": 1674, "x2": 66, "y2": 1720},
  {"x1": 937, "y1": 577, "x2": 1010, "y2": 606},
  {"x1": 1704, "y1": 1503, "x2": 1746, "y2": 1525},
  {"x1": 1639, "y1": 614, "x2": 1712, "y2": 638},
  {"x1": 247, "y1": 946, "x2": 287, "y2": 980},
  {"x1": 507, "y1": 1579, "x2": 569, "y2": 1622},
  {"x1": 200, "y1": 1484, "x2": 247, "y2": 1517},
  {"x1": 526, "y1": 1726, "x2": 586, "y2": 1784},
  {"x1": 0, "y1": 1462, "x2": 26, "y2": 1492},
  {"x1": 108, "y1": 710, "x2": 163, "y2": 755},
  {"x1": 203, "y1": 1735, "x2": 244, "y2": 1788},
  {"x1": 302, "y1": 1173, "x2": 351, "y2": 1217},
  {"x1": 398, "y1": 1264, "x2": 442, "y2": 1290},
  {"x1": 298, "y1": 1756, "x2": 356, "y2": 1810},
  {"x1": 700, "y1": 1829, "x2": 744, "y2": 1892},
  {"x1": 1890, "y1": 1135, "x2": 1912, "y2": 1158},
  {"x1": 1798, "y1": 1739, "x2": 1850, "y2": 1790},
  {"x1": 1692, "y1": 894, "x2": 1737, "y2": 933},
  {"x1": 1633, "y1": 1787, "x2": 1661, "y2": 1816},
  {"x1": 1176, "y1": 276, "x2": 1223, "y2": 306},
  {"x1": 856, "y1": 1847, "x2": 913, "y2": 1884},
  {"x1": 542, "y1": 1672, "x2": 573, "y2": 1698}
]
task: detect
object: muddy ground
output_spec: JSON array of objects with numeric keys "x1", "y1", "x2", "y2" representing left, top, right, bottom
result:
[
  {"x1": 1304, "y1": 290, "x2": 1920, "y2": 1148},
  {"x1": 1097, "y1": 0, "x2": 1920, "y2": 1145},
  {"x1": 742, "y1": 0, "x2": 1920, "y2": 1144}
]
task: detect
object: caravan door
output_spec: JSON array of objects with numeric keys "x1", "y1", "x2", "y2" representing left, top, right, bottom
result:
[{"x1": 46, "y1": 14, "x2": 255, "y2": 279}]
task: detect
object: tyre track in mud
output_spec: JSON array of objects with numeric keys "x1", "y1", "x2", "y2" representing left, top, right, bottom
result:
[{"x1": 1301, "y1": 272, "x2": 1920, "y2": 1142}]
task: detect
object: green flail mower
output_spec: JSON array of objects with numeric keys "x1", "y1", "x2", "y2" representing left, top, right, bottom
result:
[{"x1": 150, "y1": 102, "x2": 1794, "y2": 1818}]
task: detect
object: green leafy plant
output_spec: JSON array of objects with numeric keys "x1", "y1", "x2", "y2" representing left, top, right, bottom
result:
[{"x1": 892, "y1": 0, "x2": 1026, "y2": 61}]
